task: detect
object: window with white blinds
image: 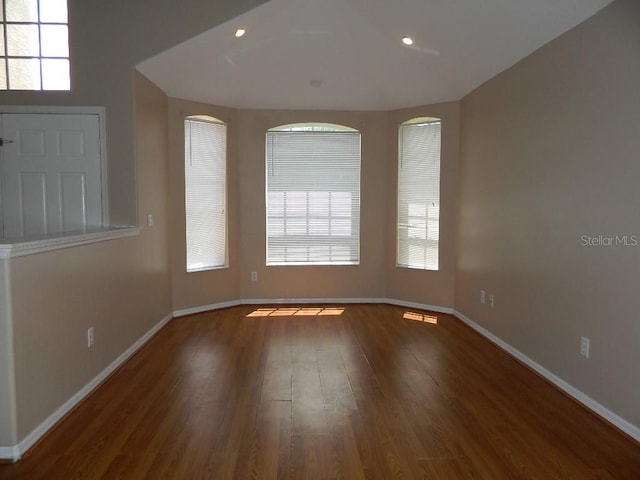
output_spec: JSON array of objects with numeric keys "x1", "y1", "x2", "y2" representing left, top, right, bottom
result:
[
  {"x1": 184, "y1": 116, "x2": 227, "y2": 272},
  {"x1": 266, "y1": 124, "x2": 361, "y2": 265},
  {"x1": 397, "y1": 118, "x2": 441, "y2": 270}
]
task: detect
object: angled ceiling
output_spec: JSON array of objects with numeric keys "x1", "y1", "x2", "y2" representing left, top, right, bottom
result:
[{"x1": 137, "y1": 0, "x2": 613, "y2": 111}]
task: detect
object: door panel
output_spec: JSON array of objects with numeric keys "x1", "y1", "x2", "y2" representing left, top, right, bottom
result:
[
  {"x1": 59, "y1": 172, "x2": 87, "y2": 232},
  {"x1": 0, "y1": 113, "x2": 102, "y2": 238},
  {"x1": 20, "y1": 172, "x2": 48, "y2": 236}
]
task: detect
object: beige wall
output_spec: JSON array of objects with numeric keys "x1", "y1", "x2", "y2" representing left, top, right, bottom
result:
[
  {"x1": 168, "y1": 99, "x2": 241, "y2": 311},
  {"x1": 170, "y1": 108, "x2": 392, "y2": 306},
  {"x1": 0, "y1": 259, "x2": 17, "y2": 446},
  {"x1": 170, "y1": 105, "x2": 461, "y2": 309},
  {"x1": 456, "y1": 0, "x2": 640, "y2": 426},
  {"x1": 386, "y1": 103, "x2": 459, "y2": 309},
  {"x1": 169, "y1": 104, "x2": 461, "y2": 308},
  {"x1": 0, "y1": 0, "x2": 268, "y2": 447},
  {"x1": 4, "y1": 72, "x2": 172, "y2": 441},
  {"x1": 236, "y1": 109, "x2": 389, "y2": 301}
]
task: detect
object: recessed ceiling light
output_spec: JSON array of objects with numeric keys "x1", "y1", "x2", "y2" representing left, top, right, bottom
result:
[
  {"x1": 235, "y1": 28, "x2": 246, "y2": 38},
  {"x1": 401, "y1": 36, "x2": 414, "y2": 46}
]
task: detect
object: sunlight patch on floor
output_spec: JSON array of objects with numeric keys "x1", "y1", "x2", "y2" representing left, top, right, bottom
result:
[
  {"x1": 403, "y1": 311, "x2": 438, "y2": 324},
  {"x1": 247, "y1": 307, "x2": 345, "y2": 317}
]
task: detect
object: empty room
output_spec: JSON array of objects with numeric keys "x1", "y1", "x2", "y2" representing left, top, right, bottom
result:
[{"x1": 1, "y1": 0, "x2": 639, "y2": 478}]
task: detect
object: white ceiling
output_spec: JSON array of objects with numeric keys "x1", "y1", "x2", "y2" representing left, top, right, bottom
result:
[{"x1": 137, "y1": 0, "x2": 613, "y2": 111}]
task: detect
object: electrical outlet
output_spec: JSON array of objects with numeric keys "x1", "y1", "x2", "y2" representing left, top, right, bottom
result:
[
  {"x1": 488, "y1": 294, "x2": 495, "y2": 308},
  {"x1": 480, "y1": 290, "x2": 486, "y2": 304},
  {"x1": 251, "y1": 271, "x2": 258, "y2": 281},
  {"x1": 580, "y1": 336, "x2": 590, "y2": 358},
  {"x1": 87, "y1": 327, "x2": 94, "y2": 348},
  {"x1": 146, "y1": 213, "x2": 154, "y2": 228}
]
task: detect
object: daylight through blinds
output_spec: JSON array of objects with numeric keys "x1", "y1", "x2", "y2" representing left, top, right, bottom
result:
[
  {"x1": 185, "y1": 117, "x2": 226, "y2": 272},
  {"x1": 266, "y1": 125, "x2": 361, "y2": 265},
  {"x1": 397, "y1": 119, "x2": 441, "y2": 270}
]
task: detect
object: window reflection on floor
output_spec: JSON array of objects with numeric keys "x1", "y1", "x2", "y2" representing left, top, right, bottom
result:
[
  {"x1": 246, "y1": 307, "x2": 345, "y2": 317},
  {"x1": 403, "y1": 311, "x2": 438, "y2": 324}
]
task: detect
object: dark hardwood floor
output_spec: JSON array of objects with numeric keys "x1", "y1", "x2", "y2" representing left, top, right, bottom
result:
[{"x1": 1, "y1": 304, "x2": 639, "y2": 479}]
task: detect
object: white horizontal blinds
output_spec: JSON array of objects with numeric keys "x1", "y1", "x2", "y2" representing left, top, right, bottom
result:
[
  {"x1": 397, "y1": 119, "x2": 441, "y2": 270},
  {"x1": 185, "y1": 117, "x2": 227, "y2": 272},
  {"x1": 266, "y1": 126, "x2": 361, "y2": 265}
]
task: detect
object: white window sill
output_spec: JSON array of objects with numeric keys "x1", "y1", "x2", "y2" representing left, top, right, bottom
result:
[{"x1": 0, "y1": 227, "x2": 141, "y2": 259}]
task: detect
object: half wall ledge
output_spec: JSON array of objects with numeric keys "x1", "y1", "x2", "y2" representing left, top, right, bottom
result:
[{"x1": 0, "y1": 227, "x2": 141, "y2": 259}]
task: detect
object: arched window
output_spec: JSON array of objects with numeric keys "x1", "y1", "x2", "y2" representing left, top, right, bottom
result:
[
  {"x1": 397, "y1": 117, "x2": 441, "y2": 270},
  {"x1": 265, "y1": 123, "x2": 361, "y2": 265},
  {"x1": 184, "y1": 115, "x2": 227, "y2": 271}
]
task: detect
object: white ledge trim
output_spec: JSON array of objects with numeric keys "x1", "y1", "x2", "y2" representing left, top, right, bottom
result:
[{"x1": 0, "y1": 227, "x2": 141, "y2": 259}]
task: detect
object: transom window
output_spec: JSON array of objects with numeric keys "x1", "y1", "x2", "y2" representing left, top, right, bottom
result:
[
  {"x1": 1, "y1": 0, "x2": 70, "y2": 90},
  {"x1": 266, "y1": 123, "x2": 361, "y2": 265},
  {"x1": 397, "y1": 117, "x2": 441, "y2": 270}
]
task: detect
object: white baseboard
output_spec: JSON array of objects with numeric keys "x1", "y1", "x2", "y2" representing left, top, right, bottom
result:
[
  {"x1": 0, "y1": 446, "x2": 19, "y2": 463},
  {"x1": 453, "y1": 309, "x2": 640, "y2": 444},
  {"x1": 173, "y1": 300, "x2": 241, "y2": 317},
  {"x1": 240, "y1": 297, "x2": 383, "y2": 306},
  {"x1": 384, "y1": 298, "x2": 454, "y2": 314},
  {"x1": 174, "y1": 297, "x2": 386, "y2": 318},
  {"x1": 2, "y1": 312, "x2": 174, "y2": 461},
  {"x1": 175, "y1": 297, "x2": 454, "y2": 318},
  {"x1": 8, "y1": 301, "x2": 634, "y2": 463}
]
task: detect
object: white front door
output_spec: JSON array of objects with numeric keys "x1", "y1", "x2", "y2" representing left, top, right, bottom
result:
[{"x1": 0, "y1": 113, "x2": 103, "y2": 238}]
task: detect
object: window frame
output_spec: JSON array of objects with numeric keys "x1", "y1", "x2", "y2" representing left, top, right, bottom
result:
[
  {"x1": 396, "y1": 117, "x2": 442, "y2": 271},
  {"x1": 265, "y1": 123, "x2": 361, "y2": 266},
  {"x1": 184, "y1": 115, "x2": 228, "y2": 273},
  {"x1": 1, "y1": 0, "x2": 71, "y2": 91}
]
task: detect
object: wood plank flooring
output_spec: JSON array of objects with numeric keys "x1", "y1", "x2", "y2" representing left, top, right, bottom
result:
[{"x1": 1, "y1": 304, "x2": 639, "y2": 479}]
